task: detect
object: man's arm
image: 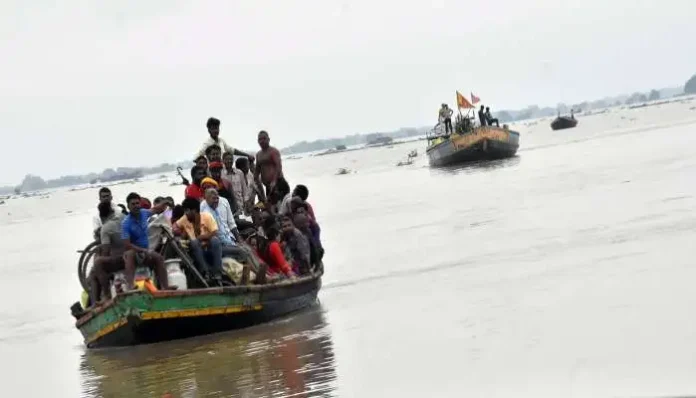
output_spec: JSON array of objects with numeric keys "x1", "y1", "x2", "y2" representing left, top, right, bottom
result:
[
  {"x1": 233, "y1": 148, "x2": 254, "y2": 160},
  {"x1": 271, "y1": 148, "x2": 283, "y2": 178},
  {"x1": 197, "y1": 214, "x2": 217, "y2": 241}
]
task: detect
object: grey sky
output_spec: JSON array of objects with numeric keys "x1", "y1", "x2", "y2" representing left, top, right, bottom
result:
[{"x1": 1, "y1": 0, "x2": 694, "y2": 185}]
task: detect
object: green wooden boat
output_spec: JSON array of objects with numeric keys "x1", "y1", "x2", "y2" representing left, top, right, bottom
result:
[
  {"x1": 75, "y1": 270, "x2": 322, "y2": 348},
  {"x1": 73, "y1": 228, "x2": 323, "y2": 348}
]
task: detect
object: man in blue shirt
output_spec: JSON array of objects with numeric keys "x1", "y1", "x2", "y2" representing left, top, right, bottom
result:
[{"x1": 121, "y1": 192, "x2": 172, "y2": 291}]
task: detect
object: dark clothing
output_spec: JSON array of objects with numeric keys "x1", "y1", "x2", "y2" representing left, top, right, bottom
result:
[
  {"x1": 478, "y1": 110, "x2": 487, "y2": 126},
  {"x1": 443, "y1": 117, "x2": 453, "y2": 134}
]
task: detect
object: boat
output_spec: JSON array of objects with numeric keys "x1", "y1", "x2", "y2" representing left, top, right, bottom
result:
[
  {"x1": 425, "y1": 116, "x2": 520, "y2": 167},
  {"x1": 335, "y1": 168, "x2": 351, "y2": 175},
  {"x1": 550, "y1": 110, "x2": 578, "y2": 130},
  {"x1": 72, "y1": 229, "x2": 323, "y2": 348}
]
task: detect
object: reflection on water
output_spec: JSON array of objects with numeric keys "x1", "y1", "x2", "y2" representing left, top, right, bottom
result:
[
  {"x1": 80, "y1": 306, "x2": 337, "y2": 397},
  {"x1": 431, "y1": 156, "x2": 522, "y2": 176}
]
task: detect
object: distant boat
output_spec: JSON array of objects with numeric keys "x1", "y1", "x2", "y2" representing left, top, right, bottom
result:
[
  {"x1": 335, "y1": 168, "x2": 351, "y2": 175},
  {"x1": 426, "y1": 121, "x2": 520, "y2": 167},
  {"x1": 551, "y1": 110, "x2": 578, "y2": 130}
]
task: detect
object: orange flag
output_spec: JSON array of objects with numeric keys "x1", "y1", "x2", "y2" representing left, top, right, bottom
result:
[
  {"x1": 471, "y1": 92, "x2": 481, "y2": 104},
  {"x1": 456, "y1": 91, "x2": 474, "y2": 109}
]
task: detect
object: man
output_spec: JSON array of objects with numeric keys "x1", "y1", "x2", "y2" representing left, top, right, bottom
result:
[
  {"x1": 485, "y1": 107, "x2": 500, "y2": 127},
  {"x1": 292, "y1": 184, "x2": 315, "y2": 220},
  {"x1": 176, "y1": 197, "x2": 224, "y2": 281},
  {"x1": 92, "y1": 187, "x2": 121, "y2": 240},
  {"x1": 205, "y1": 144, "x2": 223, "y2": 163},
  {"x1": 280, "y1": 215, "x2": 311, "y2": 275},
  {"x1": 197, "y1": 117, "x2": 254, "y2": 160},
  {"x1": 478, "y1": 105, "x2": 488, "y2": 127},
  {"x1": 439, "y1": 103, "x2": 454, "y2": 134},
  {"x1": 208, "y1": 161, "x2": 236, "y2": 211},
  {"x1": 88, "y1": 202, "x2": 126, "y2": 303},
  {"x1": 120, "y1": 192, "x2": 172, "y2": 291},
  {"x1": 184, "y1": 166, "x2": 207, "y2": 201},
  {"x1": 274, "y1": 178, "x2": 293, "y2": 216},
  {"x1": 254, "y1": 130, "x2": 285, "y2": 202},
  {"x1": 200, "y1": 178, "x2": 238, "y2": 237},
  {"x1": 200, "y1": 188, "x2": 259, "y2": 267},
  {"x1": 226, "y1": 156, "x2": 258, "y2": 217}
]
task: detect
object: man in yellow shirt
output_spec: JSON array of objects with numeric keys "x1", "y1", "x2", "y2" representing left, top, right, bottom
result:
[{"x1": 176, "y1": 197, "x2": 223, "y2": 282}]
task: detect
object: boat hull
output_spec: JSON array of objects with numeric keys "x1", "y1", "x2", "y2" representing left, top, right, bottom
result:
[
  {"x1": 76, "y1": 272, "x2": 322, "y2": 348},
  {"x1": 550, "y1": 116, "x2": 578, "y2": 130},
  {"x1": 426, "y1": 127, "x2": 519, "y2": 167}
]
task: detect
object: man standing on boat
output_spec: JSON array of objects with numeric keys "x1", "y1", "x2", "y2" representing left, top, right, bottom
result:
[
  {"x1": 197, "y1": 117, "x2": 255, "y2": 161},
  {"x1": 255, "y1": 130, "x2": 285, "y2": 205},
  {"x1": 92, "y1": 187, "x2": 122, "y2": 240},
  {"x1": 439, "y1": 104, "x2": 454, "y2": 134},
  {"x1": 478, "y1": 105, "x2": 488, "y2": 127}
]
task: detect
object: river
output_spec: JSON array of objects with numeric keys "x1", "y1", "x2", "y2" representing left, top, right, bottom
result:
[{"x1": 1, "y1": 99, "x2": 696, "y2": 397}]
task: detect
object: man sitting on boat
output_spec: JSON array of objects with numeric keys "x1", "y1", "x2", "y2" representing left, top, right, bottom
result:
[
  {"x1": 184, "y1": 166, "x2": 207, "y2": 201},
  {"x1": 92, "y1": 187, "x2": 122, "y2": 240},
  {"x1": 120, "y1": 192, "x2": 173, "y2": 291},
  {"x1": 485, "y1": 107, "x2": 500, "y2": 127},
  {"x1": 88, "y1": 202, "x2": 127, "y2": 304},
  {"x1": 176, "y1": 197, "x2": 228, "y2": 283},
  {"x1": 200, "y1": 177, "x2": 237, "y2": 237},
  {"x1": 280, "y1": 214, "x2": 311, "y2": 275},
  {"x1": 438, "y1": 103, "x2": 454, "y2": 134},
  {"x1": 208, "y1": 161, "x2": 236, "y2": 212}
]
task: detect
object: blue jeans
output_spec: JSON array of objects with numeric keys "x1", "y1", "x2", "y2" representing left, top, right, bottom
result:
[{"x1": 189, "y1": 237, "x2": 223, "y2": 276}]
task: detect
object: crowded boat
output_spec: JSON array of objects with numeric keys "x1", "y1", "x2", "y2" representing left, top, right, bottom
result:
[{"x1": 79, "y1": 117, "x2": 324, "y2": 309}]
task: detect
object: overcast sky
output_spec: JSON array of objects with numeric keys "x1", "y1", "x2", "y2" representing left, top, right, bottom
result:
[{"x1": 1, "y1": 0, "x2": 694, "y2": 185}]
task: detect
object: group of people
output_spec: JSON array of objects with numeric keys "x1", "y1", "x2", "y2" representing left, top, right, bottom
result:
[
  {"x1": 437, "y1": 103, "x2": 500, "y2": 135},
  {"x1": 86, "y1": 117, "x2": 324, "y2": 305}
]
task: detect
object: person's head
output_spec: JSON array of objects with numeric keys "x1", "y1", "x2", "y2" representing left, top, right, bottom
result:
[
  {"x1": 222, "y1": 152, "x2": 234, "y2": 170},
  {"x1": 194, "y1": 156, "x2": 208, "y2": 171},
  {"x1": 290, "y1": 196, "x2": 308, "y2": 215},
  {"x1": 251, "y1": 202, "x2": 265, "y2": 225},
  {"x1": 139, "y1": 197, "x2": 152, "y2": 210},
  {"x1": 126, "y1": 192, "x2": 141, "y2": 214},
  {"x1": 200, "y1": 177, "x2": 219, "y2": 191},
  {"x1": 153, "y1": 196, "x2": 165, "y2": 206},
  {"x1": 191, "y1": 166, "x2": 207, "y2": 185},
  {"x1": 441, "y1": 103, "x2": 446, "y2": 108},
  {"x1": 208, "y1": 161, "x2": 223, "y2": 180},
  {"x1": 257, "y1": 130, "x2": 270, "y2": 149},
  {"x1": 235, "y1": 157, "x2": 250, "y2": 174},
  {"x1": 171, "y1": 205, "x2": 185, "y2": 223},
  {"x1": 274, "y1": 178, "x2": 291, "y2": 200},
  {"x1": 486, "y1": 107, "x2": 490, "y2": 112},
  {"x1": 263, "y1": 217, "x2": 280, "y2": 241},
  {"x1": 293, "y1": 212, "x2": 310, "y2": 231},
  {"x1": 181, "y1": 197, "x2": 200, "y2": 221},
  {"x1": 480, "y1": 105, "x2": 485, "y2": 110},
  {"x1": 165, "y1": 196, "x2": 175, "y2": 207},
  {"x1": 280, "y1": 215, "x2": 295, "y2": 235},
  {"x1": 98, "y1": 201, "x2": 114, "y2": 219},
  {"x1": 98, "y1": 187, "x2": 112, "y2": 204},
  {"x1": 206, "y1": 117, "x2": 220, "y2": 139},
  {"x1": 204, "y1": 187, "x2": 220, "y2": 208},
  {"x1": 292, "y1": 184, "x2": 309, "y2": 201},
  {"x1": 205, "y1": 144, "x2": 222, "y2": 162}
]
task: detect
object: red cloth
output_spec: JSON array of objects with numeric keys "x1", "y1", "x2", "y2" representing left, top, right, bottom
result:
[
  {"x1": 259, "y1": 241, "x2": 292, "y2": 276},
  {"x1": 139, "y1": 197, "x2": 152, "y2": 209},
  {"x1": 184, "y1": 184, "x2": 204, "y2": 201}
]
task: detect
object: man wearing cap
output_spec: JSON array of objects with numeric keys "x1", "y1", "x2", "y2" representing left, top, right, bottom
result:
[
  {"x1": 200, "y1": 177, "x2": 238, "y2": 244},
  {"x1": 208, "y1": 161, "x2": 236, "y2": 212},
  {"x1": 197, "y1": 117, "x2": 254, "y2": 161}
]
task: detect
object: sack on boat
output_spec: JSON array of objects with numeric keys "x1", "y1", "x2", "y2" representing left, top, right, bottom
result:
[{"x1": 222, "y1": 258, "x2": 255, "y2": 285}]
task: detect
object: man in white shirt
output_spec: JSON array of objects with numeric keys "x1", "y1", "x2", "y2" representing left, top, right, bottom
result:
[
  {"x1": 200, "y1": 179, "x2": 239, "y2": 241},
  {"x1": 92, "y1": 187, "x2": 121, "y2": 240},
  {"x1": 224, "y1": 155, "x2": 258, "y2": 217},
  {"x1": 197, "y1": 117, "x2": 255, "y2": 161}
]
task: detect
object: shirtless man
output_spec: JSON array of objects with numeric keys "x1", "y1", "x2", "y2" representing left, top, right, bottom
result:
[{"x1": 254, "y1": 130, "x2": 284, "y2": 204}]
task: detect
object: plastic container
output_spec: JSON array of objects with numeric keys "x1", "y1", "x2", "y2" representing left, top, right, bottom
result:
[
  {"x1": 165, "y1": 259, "x2": 188, "y2": 290},
  {"x1": 110, "y1": 271, "x2": 127, "y2": 298}
]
